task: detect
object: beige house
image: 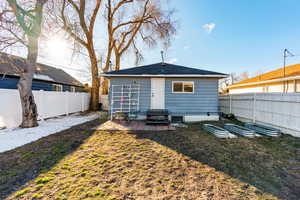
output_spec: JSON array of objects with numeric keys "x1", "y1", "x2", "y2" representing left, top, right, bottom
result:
[{"x1": 228, "y1": 64, "x2": 300, "y2": 94}]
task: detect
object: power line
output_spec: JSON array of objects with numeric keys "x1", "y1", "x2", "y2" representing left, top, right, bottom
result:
[{"x1": 39, "y1": 61, "x2": 90, "y2": 74}]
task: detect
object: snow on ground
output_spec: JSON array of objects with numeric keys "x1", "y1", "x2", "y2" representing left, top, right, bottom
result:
[{"x1": 0, "y1": 113, "x2": 99, "y2": 153}]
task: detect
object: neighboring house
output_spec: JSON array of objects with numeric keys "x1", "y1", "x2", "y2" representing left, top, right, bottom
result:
[
  {"x1": 228, "y1": 64, "x2": 300, "y2": 94},
  {"x1": 0, "y1": 53, "x2": 85, "y2": 92},
  {"x1": 103, "y1": 62, "x2": 227, "y2": 122}
]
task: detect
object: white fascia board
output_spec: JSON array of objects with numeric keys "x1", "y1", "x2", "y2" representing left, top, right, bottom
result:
[
  {"x1": 101, "y1": 74, "x2": 228, "y2": 78},
  {"x1": 228, "y1": 75, "x2": 300, "y2": 89}
]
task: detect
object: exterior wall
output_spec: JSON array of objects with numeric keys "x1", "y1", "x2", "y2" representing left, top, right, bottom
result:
[
  {"x1": 229, "y1": 86, "x2": 263, "y2": 94},
  {"x1": 165, "y1": 78, "x2": 219, "y2": 115},
  {"x1": 109, "y1": 77, "x2": 220, "y2": 120},
  {"x1": 109, "y1": 77, "x2": 151, "y2": 114},
  {"x1": 229, "y1": 80, "x2": 300, "y2": 94},
  {"x1": 0, "y1": 76, "x2": 83, "y2": 92}
]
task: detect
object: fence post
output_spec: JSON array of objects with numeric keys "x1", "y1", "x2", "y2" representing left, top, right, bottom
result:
[
  {"x1": 253, "y1": 93, "x2": 256, "y2": 123},
  {"x1": 39, "y1": 90, "x2": 44, "y2": 121},
  {"x1": 65, "y1": 91, "x2": 69, "y2": 116},
  {"x1": 229, "y1": 95, "x2": 232, "y2": 114},
  {"x1": 81, "y1": 93, "x2": 85, "y2": 112}
]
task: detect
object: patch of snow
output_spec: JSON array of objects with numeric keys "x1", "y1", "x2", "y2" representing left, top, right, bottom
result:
[
  {"x1": 0, "y1": 113, "x2": 99, "y2": 153},
  {"x1": 33, "y1": 74, "x2": 55, "y2": 81}
]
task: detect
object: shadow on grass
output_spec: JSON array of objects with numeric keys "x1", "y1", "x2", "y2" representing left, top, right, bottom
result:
[
  {"x1": 131, "y1": 122, "x2": 300, "y2": 200},
  {"x1": 0, "y1": 119, "x2": 102, "y2": 199}
]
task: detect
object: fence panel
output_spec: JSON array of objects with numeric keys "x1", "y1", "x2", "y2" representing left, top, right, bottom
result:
[
  {"x1": 219, "y1": 93, "x2": 300, "y2": 137},
  {"x1": 0, "y1": 89, "x2": 90, "y2": 128},
  {"x1": 100, "y1": 95, "x2": 109, "y2": 111}
]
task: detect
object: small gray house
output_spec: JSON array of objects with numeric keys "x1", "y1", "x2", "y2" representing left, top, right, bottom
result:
[{"x1": 103, "y1": 62, "x2": 227, "y2": 122}]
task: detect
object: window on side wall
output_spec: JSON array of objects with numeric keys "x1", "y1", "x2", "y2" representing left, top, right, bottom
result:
[
  {"x1": 70, "y1": 86, "x2": 76, "y2": 92},
  {"x1": 52, "y1": 84, "x2": 63, "y2": 92},
  {"x1": 172, "y1": 81, "x2": 194, "y2": 93}
]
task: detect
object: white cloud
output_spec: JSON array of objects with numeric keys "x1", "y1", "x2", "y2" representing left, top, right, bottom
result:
[
  {"x1": 168, "y1": 58, "x2": 177, "y2": 64},
  {"x1": 202, "y1": 23, "x2": 216, "y2": 33}
]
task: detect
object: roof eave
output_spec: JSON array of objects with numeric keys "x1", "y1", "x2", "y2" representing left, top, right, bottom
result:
[
  {"x1": 228, "y1": 75, "x2": 300, "y2": 89},
  {"x1": 101, "y1": 74, "x2": 228, "y2": 78}
]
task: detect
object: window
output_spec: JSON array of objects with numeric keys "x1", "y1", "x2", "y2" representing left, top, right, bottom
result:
[
  {"x1": 70, "y1": 86, "x2": 76, "y2": 92},
  {"x1": 52, "y1": 84, "x2": 63, "y2": 92},
  {"x1": 172, "y1": 81, "x2": 194, "y2": 93}
]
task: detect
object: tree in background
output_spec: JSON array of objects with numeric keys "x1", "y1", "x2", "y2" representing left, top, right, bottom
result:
[
  {"x1": 0, "y1": 0, "x2": 48, "y2": 128},
  {"x1": 103, "y1": 0, "x2": 176, "y2": 72},
  {"x1": 50, "y1": 0, "x2": 102, "y2": 110}
]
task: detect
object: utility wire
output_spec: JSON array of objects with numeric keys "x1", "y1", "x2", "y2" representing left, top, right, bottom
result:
[{"x1": 39, "y1": 61, "x2": 90, "y2": 74}]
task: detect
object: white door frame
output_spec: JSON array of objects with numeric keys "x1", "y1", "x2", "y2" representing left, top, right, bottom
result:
[{"x1": 150, "y1": 78, "x2": 165, "y2": 109}]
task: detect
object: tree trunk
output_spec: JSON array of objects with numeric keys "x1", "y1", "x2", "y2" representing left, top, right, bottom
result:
[
  {"x1": 88, "y1": 47, "x2": 100, "y2": 111},
  {"x1": 104, "y1": 46, "x2": 113, "y2": 72},
  {"x1": 115, "y1": 53, "x2": 121, "y2": 71},
  {"x1": 18, "y1": 35, "x2": 38, "y2": 128}
]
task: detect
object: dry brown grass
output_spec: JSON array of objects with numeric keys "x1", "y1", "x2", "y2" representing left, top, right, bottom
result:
[{"x1": 1, "y1": 119, "x2": 299, "y2": 200}]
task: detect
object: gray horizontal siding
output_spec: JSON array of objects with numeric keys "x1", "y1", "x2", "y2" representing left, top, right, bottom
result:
[
  {"x1": 109, "y1": 77, "x2": 151, "y2": 113},
  {"x1": 165, "y1": 78, "x2": 219, "y2": 115},
  {"x1": 109, "y1": 77, "x2": 219, "y2": 116}
]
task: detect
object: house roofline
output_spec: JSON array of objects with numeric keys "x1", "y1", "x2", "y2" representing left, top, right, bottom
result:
[
  {"x1": 101, "y1": 74, "x2": 228, "y2": 78},
  {"x1": 0, "y1": 73, "x2": 84, "y2": 88},
  {"x1": 228, "y1": 75, "x2": 300, "y2": 89}
]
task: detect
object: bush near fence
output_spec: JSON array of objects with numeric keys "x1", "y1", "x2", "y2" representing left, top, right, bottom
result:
[
  {"x1": 0, "y1": 89, "x2": 90, "y2": 128},
  {"x1": 219, "y1": 93, "x2": 300, "y2": 137}
]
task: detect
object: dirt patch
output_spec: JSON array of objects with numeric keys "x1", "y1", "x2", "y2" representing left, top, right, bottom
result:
[{"x1": 1, "y1": 120, "x2": 300, "y2": 200}]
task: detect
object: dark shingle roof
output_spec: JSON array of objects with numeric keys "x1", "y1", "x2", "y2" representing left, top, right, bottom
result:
[
  {"x1": 0, "y1": 53, "x2": 83, "y2": 87},
  {"x1": 103, "y1": 63, "x2": 227, "y2": 77}
]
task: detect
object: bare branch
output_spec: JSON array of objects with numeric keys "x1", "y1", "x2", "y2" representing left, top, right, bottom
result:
[{"x1": 60, "y1": 0, "x2": 88, "y2": 47}]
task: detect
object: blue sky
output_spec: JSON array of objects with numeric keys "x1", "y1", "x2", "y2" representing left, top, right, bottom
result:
[
  {"x1": 9, "y1": 0, "x2": 300, "y2": 83},
  {"x1": 143, "y1": 0, "x2": 300, "y2": 76}
]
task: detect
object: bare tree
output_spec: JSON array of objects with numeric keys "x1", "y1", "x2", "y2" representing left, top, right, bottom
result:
[
  {"x1": 49, "y1": 0, "x2": 102, "y2": 110},
  {"x1": 0, "y1": 0, "x2": 48, "y2": 128},
  {"x1": 228, "y1": 71, "x2": 249, "y2": 84},
  {"x1": 239, "y1": 71, "x2": 249, "y2": 81},
  {"x1": 104, "y1": 0, "x2": 176, "y2": 72}
]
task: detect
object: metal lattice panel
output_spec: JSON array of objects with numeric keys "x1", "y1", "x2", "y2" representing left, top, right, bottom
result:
[{"x1": 110, "y1": 84, "x2": 140, "y2": 120}]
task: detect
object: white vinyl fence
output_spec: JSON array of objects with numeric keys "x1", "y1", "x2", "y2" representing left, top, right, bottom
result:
[
  {"x1": 219, "y1": 93, "x2": 300, "y2": 137},
  {"x1": 0, "y1": 89, "x2": 90, "y2": 128},
  {"x1": 100, "y1": 95, "x2": 109, "y2": 111}
]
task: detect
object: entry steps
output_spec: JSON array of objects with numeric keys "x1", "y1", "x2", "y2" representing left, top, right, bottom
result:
[{"x1": 146, "y1": 109, "x2": 169, "y2": 125}]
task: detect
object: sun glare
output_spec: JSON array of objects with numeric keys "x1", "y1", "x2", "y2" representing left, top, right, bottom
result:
[{"x1": 46, "y1": 38, "x2": 68, "y2": 58}]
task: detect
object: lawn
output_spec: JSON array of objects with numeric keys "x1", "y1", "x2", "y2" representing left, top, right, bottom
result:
[{"x1": 0, "y1": 119, "x2": 300, "y2": 200}]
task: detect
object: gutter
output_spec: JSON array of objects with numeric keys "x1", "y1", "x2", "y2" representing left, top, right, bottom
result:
[
  {"x1": 228, "y1": 75, "x2": 300, "y2": 89},
  {"x1": 101, "y1": 74, "x2": 228, "y2": 78}
]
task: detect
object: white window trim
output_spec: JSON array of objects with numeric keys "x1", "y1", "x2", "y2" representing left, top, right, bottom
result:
[
  {"x1": 172, "y1": 81, "x2": 194, "y2": 93},
  {"x1": 70, "y1": 86, "x2": 76, "y2": 92},
  {"x1": 53, "y1": 84, "x2": 63, "y2": 92}
]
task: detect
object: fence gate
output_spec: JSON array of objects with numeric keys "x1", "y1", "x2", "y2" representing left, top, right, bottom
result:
[{"x1": 110, "y1": 84, "x2": 140, "y2": 120}]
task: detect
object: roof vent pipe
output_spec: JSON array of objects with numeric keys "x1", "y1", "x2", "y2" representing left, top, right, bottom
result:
[{"x1": 161, "y1": 50, "x2": 166, "y2": 65}]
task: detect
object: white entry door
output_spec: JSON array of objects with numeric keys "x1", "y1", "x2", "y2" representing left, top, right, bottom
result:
[{"x1": 151, "y1": 78, "x2": 165, "y2": 109}]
